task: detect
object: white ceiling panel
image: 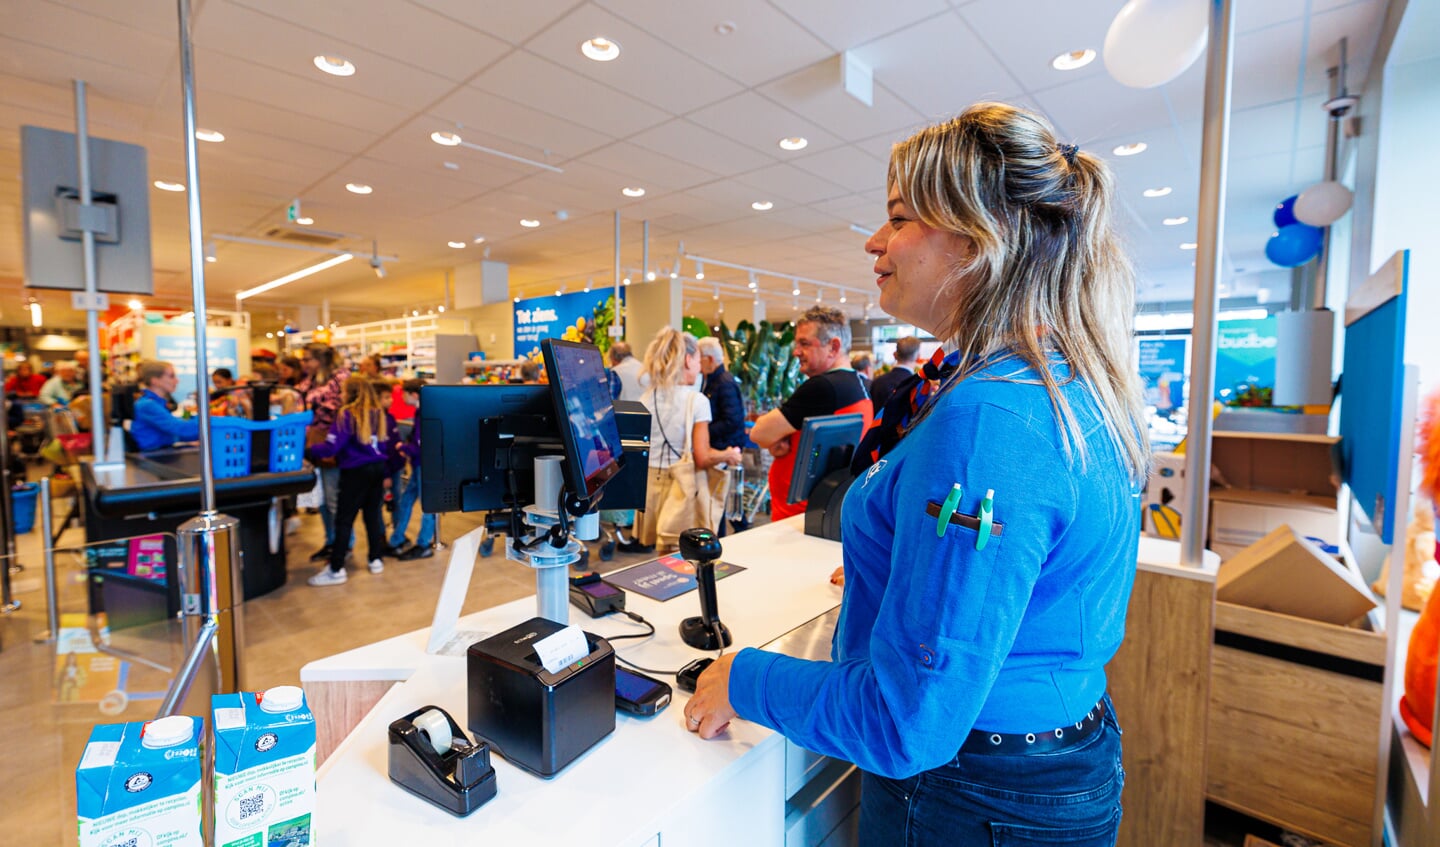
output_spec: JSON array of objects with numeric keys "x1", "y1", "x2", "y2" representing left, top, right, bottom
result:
[
  {"x1": 193, "y1": 52, "x2": 412, "y2": 135},
  {"x1": 427, "y1": 88, "x2": 614, "y2": 161},
  {"x1": 577, "y1": 141, "x2": 721, "y2": 192},
  {"x1": 0, "y1": 35, "x2": 170, "y2": 108},
  {"x1": 597, "y1": 0, "x2": 833, "y2": 87},
  {"x1": 521, "y1": 3, "x2": 742, "y2": 115},
  {"x1": 687, "y1": 92, "x2": 844, "y2": 158},
  {"x1": 770, "y1": 0, "x2": 952, "y2": 52},
  {"x1": 192, "y1": 91, "x2": 383, "y2": 155},
  {"x1": 471, "y1": 50, "x2": 670, "y2": 139},
  {"x1": 230, "y1": 0, "x2": 512, "y2": 83},
  {"x1": 790, "y1": 144, "x2": 888, "y2": 195},
  {"x1": 759, "y1": 58, "x2": 928, "y2": 142},
  {"x1": 732, "y1": 163, "x2": 849, "y2": 207},
  {"x1": 852, "y1": 12, "x2": 1024, "y2": 119},
  {"x1": 7, "y1": 2, "x2": 178, "y2": 84},
  {"x1": 406, "y1": 0, "x2": 588, "y2": 47},
  {"x1": 1033, "y1": 74, "x2": 1179, "y2": 142},
  {"x1": 629, "y1": 119, "x2": 775, "y2": 176}
]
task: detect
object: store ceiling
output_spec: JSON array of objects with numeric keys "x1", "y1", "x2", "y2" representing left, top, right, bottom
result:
[{"x1": 0, "y1": 0, "x2": 1389, "y2": 330}]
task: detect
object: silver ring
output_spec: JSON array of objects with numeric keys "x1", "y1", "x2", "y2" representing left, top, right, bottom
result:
[{"x1": 689, "y1": 716, "x2": 700, "y2": 725}]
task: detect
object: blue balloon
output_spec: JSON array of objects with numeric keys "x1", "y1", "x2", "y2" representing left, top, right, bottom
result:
[
  {"x1": 1273, "y1": 195, "x2": 1299, "y2": 228},
  {"x1": 1265, "y1": 223, "x2": 1323, "y2": 267}
]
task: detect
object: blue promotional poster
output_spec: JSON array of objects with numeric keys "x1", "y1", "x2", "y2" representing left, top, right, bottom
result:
[
  {"x1": 513, "y1": 290, "x2": 623, "y2": 360},
  {"x1": 1214, "y1": 317, "x2": 1278, "y2": 402},
  {"x1": 154, "y1": 335, "x2": 239, "y2": 403},
  {"x1": 1136, "y1": 337, "x2": 1187, "y2": 414}
]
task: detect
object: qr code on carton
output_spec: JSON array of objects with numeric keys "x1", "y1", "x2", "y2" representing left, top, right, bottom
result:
[{"x1": 239, "y1": 793, "x2": 265, "y2": 820}]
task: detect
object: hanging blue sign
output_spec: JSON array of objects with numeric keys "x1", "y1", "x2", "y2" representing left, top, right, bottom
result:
[
  {"x1": 154, "y1": 335, "x2": 239, "y2": 403},
  {"x1": 1214, "y1": 317, "x2": 1278, "y2": 402},
  {"x1": 513, "y1": 289, "x2": 623, "y2": 360},
  {"x1": 1137, "y1": 337, "x2": 1187, "y2": 412}
]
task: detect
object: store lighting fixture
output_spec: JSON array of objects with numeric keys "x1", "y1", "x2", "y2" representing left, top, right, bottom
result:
[
  {"x1": 313, "y1": 54, "x2": 356, "y2": 76},
  {"x1": 751, "y1": 201, "x2": 773, "y2": 211},
  {"x1": 1180, "y1": 242, "x2": 1198, "y2": 250},
  {"x1": 431, "y1": 130, "x2": 462, "y2": 146},
  {"x1": 29, "y1": 300, "x2": 42, "y2": 328},
  {"x1": 791, "y1": 286, "x2": 800, "y2": 296},
  {"x1": 266, "y1": 332, "x2": 274, "y2": 339},
  {"x1": 623, "y1": 277, "x2": 632, "y2": 286},
  {"x1": 622, "y1": 186, "x2": 646, "y2": 197},
  {"x1": 520, "y1": 219, "x2": 540, "y2": 228},
  {"x1": 195, "y1": 128, "x2": 225, "y2": 143},
  {"x1": 204, "y1": 241, "x2": 217, "y2": 263},
  {"x1": 345, "y1": 182, "x2": 373, "y2": 195},
  {"x1": 712, "y1": 286, "x2": 719, "y2": 300},
  {"x1": 154, "y1": 180, "x2": 185, "y2": 192},
  {"x1": 585, "y1": 278, "x2": 593, "y2": 292},
  {"x1": 645, "y1": 270, "x2": 656, "y2": 282},
  {"x1": 1143, "y1": 186, "x2": 1172, "y2": 198},
  {"x1": 778, "y1": 137, "x2": 808, "y2": 151},
  {"x1": 1163, "y1": 216, "x2": 1190, "y2": 226},
  {"x1": 236, "y1": 253, "x2": 354, "y2": 301},
  {"x1": 1112, "y1": 142, "x2": 1147, "y2": 157},
  {"x1": 839, "y1": 294, "x2": 847, "y2": 303},
  {"x1": 295, "y1": 216, "x2": 314, "y2": 226},
  {"x1": 580, "y1": 37, "x2": 620, "y2": 62},
  {"x1": 747, "y1": 271, "x2": 758, "y2": 290},
  {"x1": 472, "y1": 235, "x2": 486, "y2": 244},
  {"x1": 514, "y1": 296, "x2": 521, "y2": 303},
  {"x1": 127, "y1": 298, "x2": 143, "y2": 310},
  {"x1": 1051, "y1": 49, "x2": 1096, "y2": 71},
  {"x1": 448, "y1": 241, "x2": 466, "y2": 249},
  {"x1": 429, "y1": 129, "x2": 564, "y2": 174},
  {"x1": 695, "y1": 261, "x2": 705, "y2": 280}
]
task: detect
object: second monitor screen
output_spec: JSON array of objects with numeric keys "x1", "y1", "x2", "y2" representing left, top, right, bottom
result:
[{"x1": 543, "y1": 340, "x2": 623, "y2": 497}]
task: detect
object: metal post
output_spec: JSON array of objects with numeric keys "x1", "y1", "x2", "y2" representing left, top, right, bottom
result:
[
  {"x1": 614, "y1": 210, "x2": 623, "y2": 336},
  {"x1": 1179, "y1": 0, "x2": 1236, "y2": 568},
  {"x1": 157, "y1": 512, "x2": 244, "y2": 717},
  {"x1": 40, "y1": 477, "x2": 57, "y2": 641},
  {"x1": 74, "y1": 81, "x2": 110, "y2": 465},
  {"x1": 1312, "y1": 37, "x2": 1349, "y2": 311},
  {"x1": 642, "y1": 220, "x2": 650, "y2": 283},
  {"x1": 0, "y1": 414, "x2": 18, "y2": 615}
]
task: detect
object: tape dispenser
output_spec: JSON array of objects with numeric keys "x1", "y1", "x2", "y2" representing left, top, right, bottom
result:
[{"x1": 387, "y1": 705, "x2": 498, "y2": 816}]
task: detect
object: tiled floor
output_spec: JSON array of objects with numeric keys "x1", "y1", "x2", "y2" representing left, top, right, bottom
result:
[{"x1": 0, "y1": 487, "x2": 665, "y2": 845}]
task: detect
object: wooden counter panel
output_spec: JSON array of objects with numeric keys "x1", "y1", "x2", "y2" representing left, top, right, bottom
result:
[{"x1": 306, "y1": 679, "x2": 397, "y2": 764}]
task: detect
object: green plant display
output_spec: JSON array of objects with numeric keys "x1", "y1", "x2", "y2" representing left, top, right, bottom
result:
[
  {"x1": 588, "y1": 295, "x2": 618, "y2": 355},
  {"x1": 718, "y1": 319, "x2": 799, "y2": 413},
  {"x1": 681, "y1": 316, "x2": 711, "y2": 339}
]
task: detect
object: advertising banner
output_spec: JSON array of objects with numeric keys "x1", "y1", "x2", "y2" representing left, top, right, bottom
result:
[
  {"x1": 154, "y1": 334, "x2": 239, "y2": 403},
  {"x1": 1214, "y1": 317, "x2": 1278, "y2": 402},
  {"x1": 1137, "y1": 337, "x2": 1187, "y2": 413},
  {"x1": 513, "y1": 289, "x2": 622, "y2": 360}
]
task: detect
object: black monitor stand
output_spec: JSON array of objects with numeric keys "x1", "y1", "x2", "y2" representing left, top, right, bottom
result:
[{"x1": 804, "y1": 466, "x2": 856, "y2": 542}]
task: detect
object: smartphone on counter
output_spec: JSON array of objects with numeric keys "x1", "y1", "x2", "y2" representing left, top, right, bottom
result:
[{"x1": 615, "y1": 667, "x2": 671, "y2": 716}]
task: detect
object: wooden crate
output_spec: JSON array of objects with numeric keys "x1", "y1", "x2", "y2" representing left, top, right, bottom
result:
[{"x1": 1206, "y1": 602, "x2": 1385, "y2": 847}]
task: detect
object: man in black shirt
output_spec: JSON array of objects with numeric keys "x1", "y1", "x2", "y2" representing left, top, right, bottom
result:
[
  {"x1": 870, "y1": 335, "x2": 921, "y2": 413},
  {"x1": 699, "y1": 336, "x2": 746, "y2": 534},
  {"x1": 750, "y1": 306, "x2": 873, "y2": 520}
]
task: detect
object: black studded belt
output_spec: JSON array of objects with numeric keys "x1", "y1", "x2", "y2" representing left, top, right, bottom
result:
[{"x1": 960, "y1": 701, "x2": 1106, "y2": 757}]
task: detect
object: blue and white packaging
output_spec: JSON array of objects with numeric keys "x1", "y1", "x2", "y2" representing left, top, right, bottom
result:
[
  {"x1": 212, "y1": 686, "x2": 317, "y2": 847},
  {"x1": 76, "y1": 715, "x2": 205, "y2": 847}
]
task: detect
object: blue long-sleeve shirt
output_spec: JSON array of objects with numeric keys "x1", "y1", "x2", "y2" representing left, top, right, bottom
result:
[
  {"x1": 307, "y1": 408, "x2": 400, "y2": 471},
  {"x1": 728, "y1": 358, "x2": 1141, "y2": 779},
  {"x1": 130, "y1": 389, "x2": 200, "y2": 452}
]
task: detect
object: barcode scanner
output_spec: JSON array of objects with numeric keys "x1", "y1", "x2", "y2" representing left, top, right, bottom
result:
[{"x1": 678, "y1": 528, "x2": 732, "y2": 650}]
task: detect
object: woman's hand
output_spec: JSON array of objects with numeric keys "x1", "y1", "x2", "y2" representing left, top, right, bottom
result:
[
  {"x1": 684, "y1": 652, "x2": 738, "y2": 739},
  {"x1": 830, "y1": 566, "x2": 845, "y2": 586},
  {"x1": 718, "y1": 446, "x2": 742, "y2": 467}
]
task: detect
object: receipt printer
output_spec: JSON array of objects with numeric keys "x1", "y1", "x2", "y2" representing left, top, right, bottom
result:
[{"x1": 466, "y1": 617, "x2": 615, "y2": 778}]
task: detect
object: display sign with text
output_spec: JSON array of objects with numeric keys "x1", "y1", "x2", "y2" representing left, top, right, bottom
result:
[
  {"x1": 1214, "y1": 317, "x2": 1278, "y2": 401},
  {"x1": 154, "y1": 335, "x2": 238, "y2": 402},
  {"x1": 1137, "y1": 337, "x2": 1187, "y2": 413},
  {"x1": 513, "y1": 290, "x2": 622, "y2": 360}
]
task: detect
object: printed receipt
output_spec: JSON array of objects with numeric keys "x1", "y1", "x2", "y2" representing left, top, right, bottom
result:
[{"x1": 534, "y1": 625, "x2": 589, "y2": 673}]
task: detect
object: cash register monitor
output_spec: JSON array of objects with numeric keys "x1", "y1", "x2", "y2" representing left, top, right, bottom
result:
[
  {"x1": 419, "y1": 384, "x2": 553, "y2": 514},
  {"x1": 786, "y1": 413, "x2": 866, "y2": 506},
  {"x1": 540, "y1": 339, "x2": 624, "y2": 501}
]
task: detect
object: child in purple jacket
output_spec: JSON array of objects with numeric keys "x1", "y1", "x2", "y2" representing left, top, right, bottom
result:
[{"x1": 306, "y1": 377, "x2": 401, "y2": 586}]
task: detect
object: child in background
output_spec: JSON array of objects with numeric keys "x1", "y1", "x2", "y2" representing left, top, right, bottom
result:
[
  {"x1": 389, "y1": 378, "x2": 437, "y2": 560},
  {"x1": 306, "y1": 377, "x2": 400, "y2": 586}
]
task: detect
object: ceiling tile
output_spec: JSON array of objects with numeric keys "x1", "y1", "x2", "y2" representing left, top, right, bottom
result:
[
  {"x1": 956, "y1": 1, "x2": 1112, "y2": 97},
  {"x1": 193, "y1": 52, "x2": 412, "y2": 135},
  {"x1": 629, "y1": 119, "x2": 775, "y2": 175},
  {"x1": 732, "y1": 163, "x2": 849, "y2": 207},
  {"x1": 471, "y1": 50, "x2": 670, "y2": 139},
  {"x1": 852, "y1": 12, "x2": 1024, "y2": 119},
  {"x1": 759, "y1": 58, "x2": 928, "y2": 142},
  {"x1": 770, "y1": 0, "x2": 951, "y2": 52},
  {"x1": 790, "y1": 144, "x2": 888, "y2": 194},
  {"x1": 427, "y1": 88, "x2": 614, "y2": 163},
  {"x1": 1031, "y1": 73, "x2": 1176, "y2": 141},
  {"x1": 407, "y1": 0, "x2": 587, "y2": 46},
  {"x1": 687, "y1": 91, "x2": 844, "y2": 159},
  {"x1": 0, "y1": 35, "x2": 170, "y2": 107},
  {"x1": 577, "y1": 141, "x2": 721, "y2": 193}
]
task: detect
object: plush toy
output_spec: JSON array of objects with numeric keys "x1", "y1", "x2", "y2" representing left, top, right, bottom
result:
[
  {"x1": 1371, "y1": 500, "x2": 1438, "y2": 612},
  {"x1": 1400, "y1": 388, "x2": 1440, "y2": 746}
]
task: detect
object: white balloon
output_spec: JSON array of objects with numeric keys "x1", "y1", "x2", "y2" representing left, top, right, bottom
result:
[
  {"x1": 1294, "y1": 180, "x2": 1354, "y2": 227},
  {"x1": 1104, "y1": 0, "x2": 1210, "y2": 89}
]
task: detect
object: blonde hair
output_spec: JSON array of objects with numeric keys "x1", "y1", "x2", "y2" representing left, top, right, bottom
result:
[
  {"x1": 642, "y1": 327, "x2": 698, "y2": 390},
  {"x1": 888, "y1": 102, "x2": 1148, "y2": 480},
  {"x1": 340, "y1": 376, "x2": 390, "y2": 443}
]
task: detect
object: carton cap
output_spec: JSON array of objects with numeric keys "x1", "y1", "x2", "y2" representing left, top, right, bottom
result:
[
  {"x1": 141, "y1": 715, "x2": 195, "y2": 749},
  {"x1": 258, "y1": 685, "x2": 304, "y2": 714}
]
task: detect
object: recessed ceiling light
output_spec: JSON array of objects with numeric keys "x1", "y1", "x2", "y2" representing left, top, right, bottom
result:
[
  {"x1": 443, "y1": 162, "x2": 459, "y2": 170},
  {"x1": 621, "y1": 186, "x2": 646, "y2": 197},
  {"x1": 623, "y1": 277, "x2": 632, "y2": 286},
  {"x1": 195, "y1": 128, "x2": 225, "y2": 143},
  {"x1": 580, "y1": 37, "x2": 620, "y2": 62},
  {"x1": 778, "y1": 137, "x2": 808, "y2": 151},
  {"x1": 791, "y1": 287, "x2": 800, "y2": 296},
  {"x1": 715, "y1": 21, "x2": 736, "y2": 36},
  {"x1": 1143, "y1": 186, "x2": 1173, "y2": 198},
  {"x1": 472, "y1": 235, "x2": 486, "y2": 244},
  {"x1": 520, "y1": 218, "x2": 540, "y2": 228},
  {"x1": 153, "y1": 180, "x2": 185, "y2": 192},
  {"x1": 431, "y1": 130, "x2": 462, "y2": 146},
  {"x1": 752, "y1": 201, "x2": 773, "y2": 211},
  {"x1": 1163, "y1": 216, "x2": 1190, "y2": 226},
  {"x1": 1180, "y1": 242, "x2": 1198, "y2": 250},
  {"x1": 345, "y1": 182, "x2": 373, "y2": 195},
  {"x1": 1051, "y1": 49, "x2": 1096, "y2": 71},
  {"x1": 448, "y1": 241, "x2": 466, "y2": 249},
  {"x1": 313, "y1": 55, "x2": 356, "y2": 77},
  {"x1": 295, "y1": 216, "x2": 314, "y2": 226},
  {"x1": 1112, "y1": 142, "x2": 1148, "y2": 157},
  {"x1": 127, "y1": 299, "x2": 143, "y2": 310}
]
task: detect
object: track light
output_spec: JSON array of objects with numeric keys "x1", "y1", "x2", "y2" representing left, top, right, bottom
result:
[
  {"x1": 695, "y1": 260, "x2": 705, "y2": 280},
  {"x1": 369, "y1": 239, "x2": 386, "y2": 278}
]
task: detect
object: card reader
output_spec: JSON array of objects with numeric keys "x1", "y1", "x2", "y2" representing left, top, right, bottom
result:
[{"x1": 569, "y1": 573, "x2": 626, "y2": 617}]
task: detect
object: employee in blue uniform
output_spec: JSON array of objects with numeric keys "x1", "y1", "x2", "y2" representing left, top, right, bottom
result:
[
  {"x1": 684, "y1": 102, "x2": 1150, "y2": 845},
  {"x1": 131, "y1": 359, "x2": 199, "y2": 452}
]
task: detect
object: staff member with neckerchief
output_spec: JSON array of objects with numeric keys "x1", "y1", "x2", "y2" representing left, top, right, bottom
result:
[{"x1": 684, "y1": 102, "x2": 1149, "y2": 846}]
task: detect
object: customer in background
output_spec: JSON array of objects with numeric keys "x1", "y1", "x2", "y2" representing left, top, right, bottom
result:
[
  {"x1": 306, "y1": 377, "x2": 400, "y2": 586},
  {"x1": 850, "y1": 352, "x2": 874, "y2": 396},
  {"x1": 130, "y1": 360, "x2": 199, "y2": 452},
  {"x1": 297, "y1": 342, "x2": 350, "y2": 562},
  {"x1": 209, "y1": 368, "x2": 236, "y2": 401},
  {"x1": 608, "y1": 342, "x2": 645, "y2": 401},
  {"x1": 277, "y1": 356, "x2": 303, "y2": 387},
  {"x1": 869, "y1": 335, "x2": 921, "y2": 412},
  {"x1": 685, "y1": 103, "x2": 1147, "y2": 846},
  {"x1": 748, "y1": 306, "x2": 873, "y2": 520},
  {"x1": 39, "y1": 362, "x2": 83, "y2": 407},
  {"x1": 5, "y1": 361, "x2": 47, "y2": 398},
  {"x1": 634, "y1": 329, "x2": 741, "y2": 552},
  {"x1": 388, "y1": 378, "x2": 438, "y2": 561},
  {"x1": 518, "y1": 360, "x2": 542, "y2": 383},
  {"x1": 698, "y1": 336, "x2": 746, "y2": 535},
  {"x1": 358, "y1": 353, "x2": 383, "y2": 379}
]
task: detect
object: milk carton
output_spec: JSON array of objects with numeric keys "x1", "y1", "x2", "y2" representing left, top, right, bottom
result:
[
  {"x1": 212, "y1": 686, "x2": 317, "y2": 847},
  {"x1": 76, "y1": 715, "x2": 205, "y2": 847}
]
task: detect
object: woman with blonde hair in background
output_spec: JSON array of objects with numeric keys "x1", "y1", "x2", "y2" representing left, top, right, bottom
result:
[
  {"x1": 634, "y1": 328, "x2": 741, "y2": 553},
  {"x1": 685, "y1": 102, "x2": 1149, "y2": 845}
]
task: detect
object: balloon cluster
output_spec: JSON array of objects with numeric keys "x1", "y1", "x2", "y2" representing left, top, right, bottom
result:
[
  {"x1": 1265, "y1": 182, "x2": 1354, "y2": 268},
  {"x1": 1104, "y1": 0, "x2": 1209, "y2": 89}
]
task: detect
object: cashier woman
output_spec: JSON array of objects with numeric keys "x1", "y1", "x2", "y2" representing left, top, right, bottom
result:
[
  {"x1": 684, "y1": 103, "x2": 1149, "y2": 845},
  {"x1": 131, "y1": 359, "x2": 199, "y2": 452}
]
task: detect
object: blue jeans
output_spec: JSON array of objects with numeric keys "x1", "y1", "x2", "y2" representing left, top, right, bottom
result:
[
  {"x1": 858, "y1": 696, "x2": 1123, "y2": 846},
  {"x1": 388, "y1": 465, "x2": 435, "y2": 548}
]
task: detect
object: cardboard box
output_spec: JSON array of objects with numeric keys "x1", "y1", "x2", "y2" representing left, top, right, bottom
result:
[
  {"x1": 1211, "y1": 490, "x2": 1340, "y2": 549},
  {"x1": 1216, "y1": 525, "x2": 1375, "y2": 626}
]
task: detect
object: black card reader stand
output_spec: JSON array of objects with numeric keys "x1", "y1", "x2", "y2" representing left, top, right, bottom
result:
[
  {"x1": 678, "y1": 528, "x2": 733, "y2": 650},
  {"x1": 388, "y1": 705, "x2": 498, "y2": 817}
]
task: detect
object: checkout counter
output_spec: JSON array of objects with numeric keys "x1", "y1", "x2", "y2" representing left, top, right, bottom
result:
[
  {"x1": 80, "y1": 448, "x2": 316, "y2": 627},
  {"x1": 301, "y1": 517, "x2": 1217, "y2": 847}
]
